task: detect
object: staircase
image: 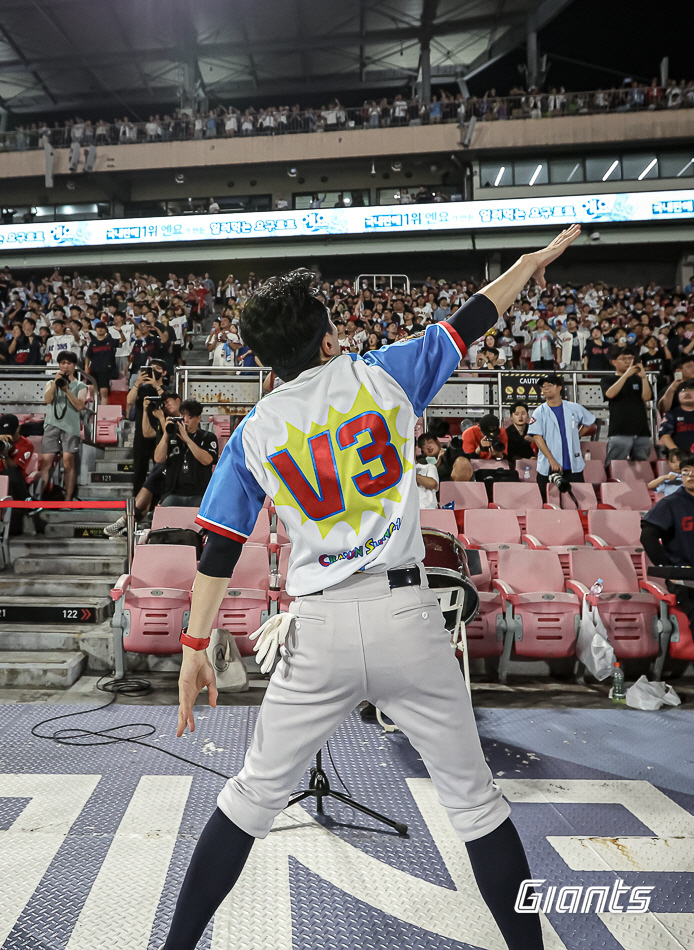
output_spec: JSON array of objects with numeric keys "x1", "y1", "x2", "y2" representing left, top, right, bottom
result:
[
  {"x1": 0, "y1": 328, "x2": 212, "y2": 689},
  {"x1": 0, "y1": 443, "x2": 133, "y2": 687}
]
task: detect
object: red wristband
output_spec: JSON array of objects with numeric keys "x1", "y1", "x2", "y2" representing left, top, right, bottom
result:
[{"x1": 180, "y1": 631, "x2": 210, "y2": 651}]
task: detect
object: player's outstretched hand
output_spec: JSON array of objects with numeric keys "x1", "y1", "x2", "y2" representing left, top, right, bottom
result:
[
  {"x1": 177, "y1": 649, "x2": 218, "y2": 737},
  {"x1": 530, "y1": 225, "x2": 582, "y2": 289}
]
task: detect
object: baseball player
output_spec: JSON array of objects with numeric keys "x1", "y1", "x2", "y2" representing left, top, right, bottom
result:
[{"x1": 163, "y1": 225, "x2": 581, "y2": 950}]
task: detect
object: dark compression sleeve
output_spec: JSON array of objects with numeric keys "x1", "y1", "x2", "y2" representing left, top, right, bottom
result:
[
  {"x1": 640, "y1": 521, "x2": 671, "y2": 566},
  {"x1": 198, "y1": 530, "x2": 243, "y2": 578},
  {"x1": 447, "y1": 293, "x2": 500, "y2": 349}
]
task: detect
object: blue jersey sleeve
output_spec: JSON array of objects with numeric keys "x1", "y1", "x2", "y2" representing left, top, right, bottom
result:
[
  {"x1": 195, "y1": 412, "x2": 265, "y2": 542},
  {"x1": 361, "y1": 321, "x2": 465, "y2": 417}
]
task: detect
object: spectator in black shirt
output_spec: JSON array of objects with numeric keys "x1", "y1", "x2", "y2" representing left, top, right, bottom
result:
[
  {"x1": 658, "y1": 356, "x2": 694, "y2": 414},
  {"x1": 128, "y1": 322, "x2": 161, "y2": 382},
  {"x1": 658, "y1": 380, "x2": 694, "y2": 456},
  {"x1": 583, "y1": 326, "x2": 611, "y2": 371},
  {"x1": 601, "y1": 346, "x2": 652, "y2": 464},
  {"x1": 85, "y1": 321, "x2": 119, "y2": 404},
  {"x1": 8, "y1": 318, "x2": 42, "y2": 364},
  {"x1": 504, "y1": 402, "x2": 537, "y2": 465},
  {"x1": 126, "y1": 358, "x2": 168, "y2": 495},
  {"x1": 154, "y1": 399, "x2": 218, "y2": 506}
]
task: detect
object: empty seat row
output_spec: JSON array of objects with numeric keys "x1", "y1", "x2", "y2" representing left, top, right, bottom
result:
[{"x1": 440, "y1": 480, "x2": 653, "y2": 514}]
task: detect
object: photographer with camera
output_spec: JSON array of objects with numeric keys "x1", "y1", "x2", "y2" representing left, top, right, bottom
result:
[
  {"x1": 39, "y1": 353, "x2": 87, "y2": 502},
  {"x1": 126, "y1": 359, "x2": 168, "y2": 495},
  {"x1": 153, "y1": 399, "x2": 218, "y2": 507},
  {"x1": 103, "y1": 389, "x2": 182, "y2": 537},
  {"x1": 528, "y1": 374, "x2": 595, "y2": 502},
  {"x1": 0, "y1": 413, "x2": 36, "y2": 534},
  {"x1": 462, "y1": 413, "x2": 509, "y2": 462}
]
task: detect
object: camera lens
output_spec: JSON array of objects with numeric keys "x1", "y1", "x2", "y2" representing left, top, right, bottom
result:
[{"x1": 165, "y1": 421, "x2": 177, "y2": 435}]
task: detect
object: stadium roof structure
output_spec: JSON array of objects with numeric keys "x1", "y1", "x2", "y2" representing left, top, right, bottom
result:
[{"x1": 0, "y1": 0, "x2": 574, "y2": 119}]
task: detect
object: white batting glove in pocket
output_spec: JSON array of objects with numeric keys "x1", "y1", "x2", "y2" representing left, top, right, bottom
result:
[{"x1": 249, "y1": 613, "x2": 294, "y2": 673}]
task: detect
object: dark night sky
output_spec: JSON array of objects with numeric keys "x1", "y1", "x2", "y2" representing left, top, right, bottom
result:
[{"x1": 465, "y1": 0, "x2": 690, "y2": 96}]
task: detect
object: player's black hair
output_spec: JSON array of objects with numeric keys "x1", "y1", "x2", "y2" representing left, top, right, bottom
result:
[
  {"x1": 239, "y1": 270, "x2": 330, "y2": 377},
  {"x1": 180, "y1": 399, "x2": 203, "y2": 418}
]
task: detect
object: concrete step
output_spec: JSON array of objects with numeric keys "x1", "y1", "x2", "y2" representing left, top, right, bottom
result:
[
  {"x1": 36, "y1": 509, "x2": 119, "y2": 524},
  {"x1": 0, "y1": 651, "x2": 87, "y2": 688},
  {"x1": 0, "y1": 596, "x2": 113, "y2": 624},
  {"x1": 10, "y1": 537, "x2": 126, "y2": 558},
  {"x1": 102, "y1": 447, "x2": 134, "y2": 461},
  {"x1": 0, "y1": 619, "x2": 111, "y2": 651},
  {"x1": 90, "y1": 472, "x2": 134, "y2": 484},
  {"x1": 95, "y1": 460, "x2": 135, "y2": 474},
  {"x1": 77, "y1": 484, "x2": 132, "y2": 500},
  {"x1": 13, "y1": 555, "x2": 125, "y2": 576},
  {"x1": 44, "y1": 522, "x2": 121, "y2": 539},
  {"x1": 0, "y1": 574, "x2": 115, "y2": 597}
]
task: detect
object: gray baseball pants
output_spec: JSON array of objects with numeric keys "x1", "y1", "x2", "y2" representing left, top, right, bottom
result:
[{"x1": 217, "y1": 566, "x2": 510, "y2": 841}]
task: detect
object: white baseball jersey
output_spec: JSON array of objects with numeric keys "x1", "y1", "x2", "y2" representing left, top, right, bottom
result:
[{"x1": 196, "y1": 321, "x2": 465, "y2": 595}]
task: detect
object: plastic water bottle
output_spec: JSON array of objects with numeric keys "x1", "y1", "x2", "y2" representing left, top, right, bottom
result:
[
  {"x1": 524, "y1": 466, "x2": 531, "y2": 480},
  {"x1": 588, "y1": 578, "x2": 604, "y2": 597},
  {"x1": 584, "y1": 449, "x2": 592, "y2": 461},
  {"x1": 611, "y1": 662, "x2": 626, "y2": 705}
]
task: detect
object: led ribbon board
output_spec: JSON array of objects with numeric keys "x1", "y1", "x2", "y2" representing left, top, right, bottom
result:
[{"x1": 1, "y1": 189, "x2": 692, "y2": 250}]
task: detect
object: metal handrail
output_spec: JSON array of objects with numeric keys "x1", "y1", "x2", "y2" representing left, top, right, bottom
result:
[{"x1": 355, "y1": 274, "x2": 411, "y2": 294}]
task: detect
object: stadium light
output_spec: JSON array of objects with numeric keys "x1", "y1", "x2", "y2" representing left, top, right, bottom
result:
[
  {"x1": 566, "y1": 163, "x2": 580, "y2": 182},
  {"x1": 637, "y1": 158, "x2": 657, "y2": 181},
  {"x1": 529, "y1": 164, "x2": 543, "y2": 186},
  {"x1": 493, "y1": 166, "x2": 505, "y2": 187},
  {"x1": 602, "y1": 160, "x2": 619, "y2": 181},
  {"x1": 677, "y1": 158, "x2": 694, "y2": 177}
]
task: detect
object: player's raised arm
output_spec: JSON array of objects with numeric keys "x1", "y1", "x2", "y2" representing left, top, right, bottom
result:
[{"x1": 447, "y1": 225, "x2": 582, "y2": 347}]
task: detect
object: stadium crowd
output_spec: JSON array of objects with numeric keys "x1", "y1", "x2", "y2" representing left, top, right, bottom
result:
[
  {"x1": 2, "y1": 264, "x2": 694, "y2": 518},
  {"x1": 2, "y1": 77, "x2": 693, "y2": 150}
]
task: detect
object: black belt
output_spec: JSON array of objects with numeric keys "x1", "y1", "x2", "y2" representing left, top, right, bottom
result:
[{"x1": 309, "y1": 565, "x2": 421, "y2": 596}]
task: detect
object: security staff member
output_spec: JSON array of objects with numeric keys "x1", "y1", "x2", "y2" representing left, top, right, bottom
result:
[{"x1": 154, "y1": 398, "x2": 218, "y2": 507}]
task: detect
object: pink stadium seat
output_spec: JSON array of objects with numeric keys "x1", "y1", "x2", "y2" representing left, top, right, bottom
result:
[
  {"x1": 609, "y1": 460, "x2": 655, "y2": 483},
  {"x1": 471, "y1": 458, "x2": 509, "y2": 472},
  {"x1": 464, "y1": 549, "x2": 503, "y2": 660},
  {"x1": 112, "y1": 545, "x2": 197, "y2": 655},
  {"x1": 586, "y1": 509, "x2": 647, "y2": 579},
  {"x1": 491, "y1": 482, "x2": 544, "y2": 533},
  {"x1": 600, "y1": 481, "x2": 652, "y2": 511},
  {"x1": 276, "y1": 543, "x2": 293, "y2": 613},
  {"x1": 96, "y1": 404, "x2": 122, "y2": 446},
  {"x1": 211, "y1": 415, "x2": 232, "y2": 443},
  {"x1": 246, "y1": 507, "x2": 271, "y2": 546},
  {"x1": 582, "y1": 460, "x2": 607, "y2": 484},
  {"x1": 514, "y1": 459, "x2": 538, "y2": 481},
  {"x1": 656, "y1": 460, "x2": 672, "y2": 477},
  {"x1": 215, "y1": 543, "x2": 271, "y2": 656},
  {"x1": 523, "y1": 509, "x2": 585, "y2": 577},
  {"x1": 438, "y1": 481, "x2": 489, "y2": 510},
  {"x1": 419, "y1": 508, "x2": 457, "y2": 535},
  {"x1": 151, "y1": 506, "x2": 199, "y2": 532},
  {"x1": 581, "y1": 441, "x2": 607, "y2": 461},
  {"x1": 494, "y1": 549, "x2": 580, "y2": 682},
  {"x1": 567, "y1": 549, "x2": 659, "y2": 660},
  {"x1": 460, "y1": 509, "x2": 524, "y2": 578}
]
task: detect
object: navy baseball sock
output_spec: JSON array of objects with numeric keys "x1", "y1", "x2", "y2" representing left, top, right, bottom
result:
[
  {"x1": 162, "y1": 807, "x2": 254, "y2": 950},
  {"x1": 465, "y1": 817, "x2": 544, "y2": 950}
]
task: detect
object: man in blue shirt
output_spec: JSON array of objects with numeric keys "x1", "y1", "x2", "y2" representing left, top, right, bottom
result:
[{"x1": 527, "y1": 373, "x2": 596, "y2": 501}]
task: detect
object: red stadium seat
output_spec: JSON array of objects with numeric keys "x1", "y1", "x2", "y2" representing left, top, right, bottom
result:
[
  {"x1": 600, "y1": 482, "x2": 652, "y2": 511},
  {"x1": 581, "y1": 441, "x2": 607, "y2": 461},
  {"x1": 460, "y1": 509, "x2": 524, "y2": 578},
  {"x1": 523, "y1": 508, "x2": 585, "y2": 577},
  {"x1": 464, "y1": 549, "x2": 503, "y2": 660},
  {"x1": 215, "y1": 543, "x2": 271, "y2": 657},
  {"x1": 112, "y1": 545, "x2": 197, "y2": 655},
  {"x1": 567, "y1": 549, "x2": 660, "y2": 660},
  {"x1": 438, "y1": 481, "x2": 489, "y2": 510},
  {"x1": 586, "y1": 509, "x2": 648, "y2": 578},
  {"x1": 471, "y1": 458, "x2": 509, "y2": 472},
  {"x1": 514, "y1": 459, "x2": 538, "y2": 481},
  {"x1": 95, "y1": 404, "x2": 123, "y2": 446},
  {"x1": 582, "y1": 460, "x2": 607, "y2": 484},
  {"x1": 609, "y1": 460, "x2": 655, "y2": 483},
  {"x1": 151, "y1": 506, "x2": 199, "y2": 531},
  {"x1": 491, "y1": 482, "x2": 544, "y2": 533},
  {"x1": 494, "y1": 549, "x2": 580, "y2": 682},
  {"x1": 419, "y1": 508, "x2": 457, "y2": 535}
]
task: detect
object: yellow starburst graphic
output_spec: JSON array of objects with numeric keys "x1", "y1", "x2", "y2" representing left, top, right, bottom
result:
[{"x1": 265, "y1": 384, "x2": 412, "y2": 539}]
